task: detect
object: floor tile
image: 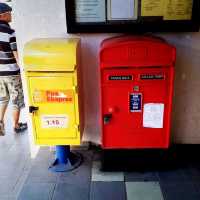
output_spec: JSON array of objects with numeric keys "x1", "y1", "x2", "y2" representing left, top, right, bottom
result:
[
  {"x1": 0, "y1": 166, "x2": 23, "y2": 179},
  {"x1": 0, "y1": 141, "x2": 13, "y2": 157},
  {"x1": 52, "y1": 183, "x2": 89, "y2": 200},
  {"x1": 0, "y1": 196, "x2": 17, "y2": 200},
  {"x1": 14, "y1": 163, "x2": 32, "y2": 198},
  {"x1": 92, "y1": 161, "x2": 124, "y2": 182},
  {"x1": 0, "y1": 179, "x2": 18, "y2": 196},
  {"x1": 160, "y1": 182, "x2": 200, "y2": 200},
  {"x1": 58, "y1": 151, "x2": 92, "y2": 188},
  {"x1": 18, "y1": 183, "x2": 55, "y2": 200},
  {"x1": 193, "y1": 181, "x2": 200, "y2": 193},
  {"x1": 158, "y1": 169, "x2": 187, "y2": 183},
  {"x1": 0, "y1": 154, "x2": 27, "y2": 174},
  {"x1": 25, "y1": 150, "x2": 58, "y2": 183},
  {"x1": 90, "y1": 182, "x2": 126, "y2": 200},
  {"x1": 13, "y1": 132, "x2": 29, "y2": 146},
  {"x1": 92, "y1": 149, "x2": 101, "y2": 161},
  {"x1": 125, "y1": 171, "x2": 158, "y2": 182},
  {"x1": 183, "y1": 166, "x2": 200, "y2": 181},
  {"x1": 26, "y1": 167, "x2": 59, "y2": 183},
  {"x1": 0, "y1": 157, "x2": 26, "y2": 176},
  {"x1": 8, "y1": 143, "x2": 30, "y2": 156},
  {"x1": 32, "y1": 148, "x2": 54, "y2": 165},
  {"x1": 126, "y1": 182, "x2": 164, "y2": 200}
]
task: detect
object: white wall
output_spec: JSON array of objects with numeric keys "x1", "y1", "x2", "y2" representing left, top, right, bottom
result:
[{"x1": 12, "y1": 0, "x2": 200, "y2": 144}]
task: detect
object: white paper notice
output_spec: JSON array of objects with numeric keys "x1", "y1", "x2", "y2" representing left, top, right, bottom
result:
[
  {"x1": 41, "y1": 115, "x2": 69, "y2": 129},
  {"x1": 109, "y1": 0, "x2": 136, "y2": 19},
  {"x1": 143, "y1": 103, "x2": 164, "y2": 128}
]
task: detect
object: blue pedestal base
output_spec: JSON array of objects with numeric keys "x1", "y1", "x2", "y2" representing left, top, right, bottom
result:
[{"x1": 49, "y1": 145, "x2": 82, "y2": 172}]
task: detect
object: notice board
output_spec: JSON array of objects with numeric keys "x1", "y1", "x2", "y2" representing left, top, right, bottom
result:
[{"x1": 66, "y1": 0, "x2": 200, "y2": 33}]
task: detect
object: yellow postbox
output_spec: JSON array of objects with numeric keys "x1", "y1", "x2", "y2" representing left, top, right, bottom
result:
[{"x1": 23, "y1": 38, "x2": 84, "y2": 146}]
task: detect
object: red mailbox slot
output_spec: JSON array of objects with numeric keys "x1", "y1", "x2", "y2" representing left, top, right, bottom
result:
[{"x1": 100, "y1": 36, "x2": 176, "y2": 149}]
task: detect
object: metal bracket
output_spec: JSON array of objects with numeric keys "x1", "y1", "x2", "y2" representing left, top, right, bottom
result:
[{"x1": 29, "y1": 106, "x2": 39, "y2": 113}]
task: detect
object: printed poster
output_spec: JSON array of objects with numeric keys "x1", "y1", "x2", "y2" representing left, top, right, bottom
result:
[
  {"x1": 164, "y1": 0, "x2": 193, "y2": 20},
  {"x1": 141, "y1": 0, "x2": 193, "y2": 20},
  {"x1": 75, "y1": 0, "x2": 106, "y2": 22},
  {"x1": 141, "y1": 0, "x2": 164, "y2": 16},
  {"x1": 143, "y1": 103, "x2": 164, "y2": 128}
]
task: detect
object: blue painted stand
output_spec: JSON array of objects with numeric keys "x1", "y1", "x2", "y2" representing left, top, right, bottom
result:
[{"x1": 49, "y1": 145, "x2": 82, "y2": 172}]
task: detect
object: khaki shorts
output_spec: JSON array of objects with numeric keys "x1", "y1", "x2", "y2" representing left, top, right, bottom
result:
[{"x1": 0, "y1": 75, "x2": 25, "y2": 110}]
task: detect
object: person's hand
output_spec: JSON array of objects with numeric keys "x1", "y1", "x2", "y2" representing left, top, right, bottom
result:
[{"x1": 13, "y1": 51, "x2": 19, "y2": 65}]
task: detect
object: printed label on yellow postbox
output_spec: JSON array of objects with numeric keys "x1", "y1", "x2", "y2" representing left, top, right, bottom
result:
[
  {"x1": 41, "y1": 115, "x2": 69, "y2": 129},
  {"x1": 33, "y1": 90, "x2": 74, "y2": 103}
]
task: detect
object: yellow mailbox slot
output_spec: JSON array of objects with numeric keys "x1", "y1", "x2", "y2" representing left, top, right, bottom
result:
[{"x1": 24, "y1": 38, "x2": 83, "y2": 146}]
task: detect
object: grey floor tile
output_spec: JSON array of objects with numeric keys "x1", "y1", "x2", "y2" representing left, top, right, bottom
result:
[
  {"x1": 193, "y1": 181, "x2": 200, "y2": 193},
  {"x1": 0, "y1": 141, "x2": 13, "y2": 153},
  {"x1": 90, "y1": 182, "x2": 126, "y2": 200},
  {"x1": 160, "y1": 182, "x2": 200, "y2": 200},
  {"x1": 0, "y1": 196, "x2": 17, "y2": 200},
  {"x1": 13, "y1": 133, "x2": 29, "y2": 146},
  {"x1": 158, "y1": 169, "x2": 187, "y2": 183},
  {"x1": 35, "y1": 147, "x2": 53, "y2": 157},
  {"x1": 26, "y1": 167, "x2": 59, "y2": 183},
  {"x1": 25, "y1": 149, "x2": 58, "y2": 183},
  {"x1": 0, "y1": 108, "x2": 30, "y2": 199},
  {"x1": 126, "y1": 182, "x2": 164, "y2": 200},
  {"x1": 58, "y1": 151, "x2": 92, "y2": 187},
  {"x1": 92, "y1": 150, "x2": 101, "y2": 161},
  {"x1": 31, "y1": 154, "x2": 54, "y2": 169},
  {"x1": 183, "y1": 166, "x2": 200, "y2": 182},
  {"x1": 0, "y1": 179, "x2": 18, "y2": 196},
  {"x1": 0, "y1": 162, "x2": 26, "y2": 189},
  {"x1": 52, "y1": 183, "x2": 89, "y2": 200},
  {"x1": 18, "y1": 183, "x2": 55, "y2": 200},
  {"x1": 0, "y1": 157, "x2": 32, "y2": 186},
  {"x1": 0, "y1": 154, "x2": 27, "y2": 171},
  {"x1": 0, "y1": 139, "x2": 14, "y2": 158},
  {"x1": 32, "y1": 148, "x2": 54, "y2": 165},
  {"x1": 0, "y1": 167, "x2": 21, "y2": 179},
  {"x1": 21, "y1": 157, "x2": 33, "y2": 172},
  {"x1": 125, "y1": 171, "x2": 158, "y2": 182},
  {"x1": 8, "y1": 143, "x2": 30, "y2": 156},
  {"x1": 92, "y1": 161, "x2": 124, "y2": 182},
  {"x1": 14, "y1": 163, "x2": 32, "y2": 198}
]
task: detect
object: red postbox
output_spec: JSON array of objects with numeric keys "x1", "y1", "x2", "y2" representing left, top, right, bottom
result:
[{"x1": 100, "y1": 36, "x2": 176, "y2": 149}]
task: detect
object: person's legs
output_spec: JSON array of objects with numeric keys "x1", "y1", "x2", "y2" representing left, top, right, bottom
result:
[
  {"x1": 7, "y1": 75, "x2": 27, "y2": 133},
  {"x1": 0, "y1": 104, "x2": 8, "y2": 122},
  {"x1": 0, "y1": 77, "x2": 9, "y2": 135},
  {"x1": 0, "y1": 104, "x2": 8, "y2": 135},
  {"x1": 12, "y1": 107, "x2": 27, "y2": 133},
  {"x1": 13, "y1": 107, "x2": 20, "y2": 129}
]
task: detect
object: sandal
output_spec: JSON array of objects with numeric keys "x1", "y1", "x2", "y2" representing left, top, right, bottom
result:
[{"x1": 14, "y1": 123, "x2": 28, "y2": 133}]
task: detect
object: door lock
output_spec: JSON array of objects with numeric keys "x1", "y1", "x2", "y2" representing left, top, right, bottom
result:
[
  {"x1": 29, "y1": 106, "x2": 39, "y2": 113},
  {"x1": 103, "y1": 114, "x2": 112, "y2": 125}
]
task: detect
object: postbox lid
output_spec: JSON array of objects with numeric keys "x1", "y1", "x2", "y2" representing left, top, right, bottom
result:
[
  {"x1": 100, "y1": 36, "x2": 176, "y2": 68},
  {"x1": 23, "y1": 38, "x2": 80, "y2": 72}
]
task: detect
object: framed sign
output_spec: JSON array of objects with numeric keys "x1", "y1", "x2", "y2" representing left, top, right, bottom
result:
[{"x1": 66, "y1": 0, "x2": 200, "y2": 33}]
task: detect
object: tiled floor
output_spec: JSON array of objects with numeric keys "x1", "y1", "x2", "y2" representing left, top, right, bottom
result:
[
  {"x1": 0, "y1": 108, "x2": 31, "y2": 200},
  {"x1": 1, "y1": 109, "x2": 200, "y2": 200},
  {"x1": 15, "y1": 148, "x2": 200, "y2": 200}
]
